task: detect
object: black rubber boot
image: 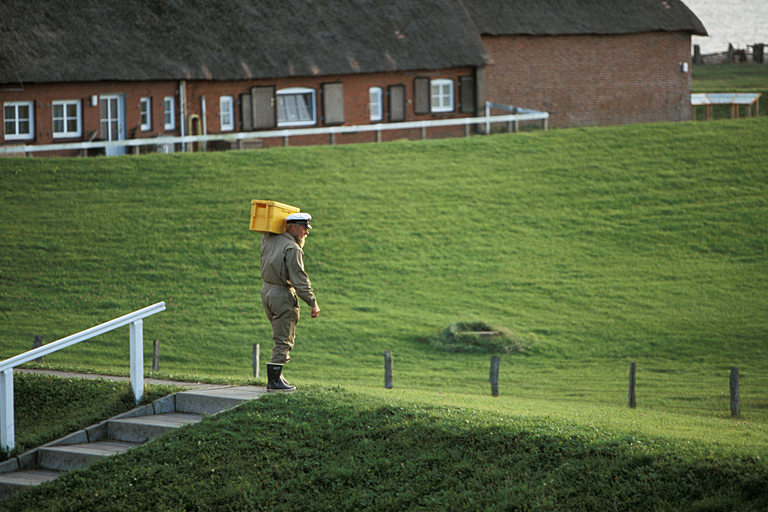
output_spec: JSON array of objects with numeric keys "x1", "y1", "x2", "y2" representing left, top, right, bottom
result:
[{"x1": 267, "y1": 363, "x2": 296, "y2": 392}]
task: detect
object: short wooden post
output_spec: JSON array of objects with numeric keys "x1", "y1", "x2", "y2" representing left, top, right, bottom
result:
[
  {"x1": 489, "y1": 356, "x2": 500, "y2": 397},
  {"x1": 32, "y1": 335, "x2": 43, "y2": 363},
  {"x1": 730, "y1": 367, "x2": 740, "y2": 418},
  {"x1": 384, "y1": 351, "x2": 393, "y2": 389},
  {"x1": 252, "y1": 344, "x2": 260, "y2": 379},
  {"x1": 628, "y1": 362, "x2": 637, "y2": 409},
  {"x1": 693, "y1": 44, "x2": 703, "y2": 64},
  {"x1": 152, "y1": 339, "x2": 160, "y2": 372}
]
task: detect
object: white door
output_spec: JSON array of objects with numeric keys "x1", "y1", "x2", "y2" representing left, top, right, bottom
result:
[{"x1": 99, "y1": 94, "x2": 126, "y2": 156}]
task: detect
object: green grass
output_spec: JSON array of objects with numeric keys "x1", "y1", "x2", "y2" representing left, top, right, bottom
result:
[
  {"x1": 692, "y1": 63, "x2": 768, "y2": 119},
  {"x1": 3, "y1": 388, "x2": 767, "y2": 511},
  {"x1": 0, "y1": 100, "x2": 767, "y2": 507}
]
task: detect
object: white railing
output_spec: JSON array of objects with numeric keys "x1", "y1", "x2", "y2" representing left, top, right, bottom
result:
[
  {"x1": 0, "y1": 105, "x2": 549, "y2": 155},
  {"x1": 0, "y1": 302, "x2": 166, "y2": 454}
]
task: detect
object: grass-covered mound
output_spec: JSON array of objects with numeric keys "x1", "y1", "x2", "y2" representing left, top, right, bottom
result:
[
  {"x1": 429, "y1": 321, "x2": 533, "y2": 353},
  {"x1": 3, "y1": 387, "x2": 766, "y2": 512}
]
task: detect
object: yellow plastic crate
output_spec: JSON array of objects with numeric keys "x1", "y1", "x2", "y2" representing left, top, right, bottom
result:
[{"x1": 249, "y1": 200, "x2": 300, "y2": 234}]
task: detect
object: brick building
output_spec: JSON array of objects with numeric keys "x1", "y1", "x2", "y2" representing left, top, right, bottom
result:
[{"x1": 0, "y1": 0, "x2": 706, "y2": 156}]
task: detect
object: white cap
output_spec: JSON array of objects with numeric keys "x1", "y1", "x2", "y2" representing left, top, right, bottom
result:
[{"x1": 286, "y1": 212, "x2": 312, "y2": 229}]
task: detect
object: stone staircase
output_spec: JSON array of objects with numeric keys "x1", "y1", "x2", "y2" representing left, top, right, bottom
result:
[{"x1": 0, "y1": 385, "x2": 266, "y2": 499}]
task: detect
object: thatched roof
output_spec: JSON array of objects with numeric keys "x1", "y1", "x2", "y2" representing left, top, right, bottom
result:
[
  {"x1": 464, "y1": 0, "x2": 707, "y2": 37},
  {"x1": 0, "y1": 0, "x2": 489, "y2": 84},
  {"x1": 0, "y1": 0, "x2": 706, "y2": 85}
]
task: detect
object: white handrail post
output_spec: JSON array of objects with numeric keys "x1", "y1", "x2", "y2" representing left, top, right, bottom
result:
[
  {"x1": 1, "y1": 369, "x2": 14, "y2": 454},
  {"x1": 485, "y1": 102, "x2": 491, "y2": 134},
  {"x1": 129, "y1": 319, "x2": 144, "y2": 404}
]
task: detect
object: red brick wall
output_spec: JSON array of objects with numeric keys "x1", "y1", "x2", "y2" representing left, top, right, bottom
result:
[
  {"x1": 1, "y1": 67, "x2": 474, "y2": 155},
  {"x1": 483, "y1": 32, "x2": 694, "y2": 128},
  {"x1": 185, "y1": 67, "x2": 474, "y2": 148}
]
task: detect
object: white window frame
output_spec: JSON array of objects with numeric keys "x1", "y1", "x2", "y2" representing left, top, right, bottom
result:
[
  {"x1": 52, "y1": 100, "x2": 82, "y2": 138},
  {"x1": 431, "y1": 79, "x2": 454, "y2": 113},
  {"x1": 140, "y1": 97, "x2": 152, "y2": 131},
  {"x1": 219, "y1": 95, "x2": 235, "y2": 131},
  {"x1": 369, "y1": 87, "x2": 383, "y2": 122},
  {"x1": 277, "y1": 87, "x2": 316, "y2": 127},
  {"x1": 164, "y1": 96, "x2": 176, "y2": 130},
  {"x1": 3, "y1": 101, "x2": 35, "y2": 141}
]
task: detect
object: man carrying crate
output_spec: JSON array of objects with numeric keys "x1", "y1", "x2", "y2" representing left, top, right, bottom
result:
[{"x1": 260, "y1": 212, "x2": 320, "y2": 391}]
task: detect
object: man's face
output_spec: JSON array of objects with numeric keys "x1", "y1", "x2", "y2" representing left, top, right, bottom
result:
[{"x1": 289, "y1": 224, "x2": 309, "y2": 247}]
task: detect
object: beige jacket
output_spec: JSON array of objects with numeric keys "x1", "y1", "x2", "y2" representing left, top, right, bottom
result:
[{"x1": 260, "y1": 232, "x2": 317, "y2": 308}]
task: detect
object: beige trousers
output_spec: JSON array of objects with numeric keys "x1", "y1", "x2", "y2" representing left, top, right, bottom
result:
[{"x1": 261, "y1": 284, "x2": 300, "y2": 364}]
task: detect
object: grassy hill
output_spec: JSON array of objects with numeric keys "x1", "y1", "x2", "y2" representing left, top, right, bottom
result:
[{"x1": 1, "y1": 116, "x2": 767, "y2": 510}]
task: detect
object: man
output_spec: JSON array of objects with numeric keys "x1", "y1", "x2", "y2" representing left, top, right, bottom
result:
[{"x1": 260, "y1": 212, "x2": 320, "y2": 391}]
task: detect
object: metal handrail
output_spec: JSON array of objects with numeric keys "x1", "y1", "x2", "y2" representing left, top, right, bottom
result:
[
  {"x1": 0, "y1": 302, "x2": 166, "y2": 454},
  {"x1": 0, "y1": 107, "x2": 549, "y2": 155}
]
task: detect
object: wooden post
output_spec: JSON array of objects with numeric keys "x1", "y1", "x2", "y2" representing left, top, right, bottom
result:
[
  {"x1": 693, "y1": 44, "x2": 703, "y2": 65},
  {"x1": 628, "y1": 362, "x2": 637, "y2": 409},
  {"x1": 152, "y1": 340, "x2": 160, "y2": 372},
  {"x1": 384, "y1": 351, "x2": 393, "y2": 389},
  {"x1": 489, "y1": 356, "x2": 500, "y2": 397},
  {"x1": 32, "y1": 335, "x2": 43, "y2": 363},
  {"x1": 252, "y1": 344, "x2": 260, "y2": 379},
  {"x1": 730, "y1": 367, "x2": 740, "y2": 418}
]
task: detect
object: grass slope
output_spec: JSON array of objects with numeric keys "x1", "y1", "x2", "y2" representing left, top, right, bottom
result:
[
  {"x1": 1, "y1": 117, "x2": 767, "y2": 509},
  {"x1": 3, "y1": 388, "x2": 767, "y2": 512}
]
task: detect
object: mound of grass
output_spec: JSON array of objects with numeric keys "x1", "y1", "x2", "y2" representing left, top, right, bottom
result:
[
  {"x1": 3, "y1": 388, "x2": 767, "y2": 512},
  {"x1": 429, "y1": 321, "x2": 533, "y2": 354}
]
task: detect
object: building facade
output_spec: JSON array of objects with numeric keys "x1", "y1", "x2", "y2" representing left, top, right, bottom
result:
[{"x1": 0, "y1": 0, "x2": 706, "y2": 156}]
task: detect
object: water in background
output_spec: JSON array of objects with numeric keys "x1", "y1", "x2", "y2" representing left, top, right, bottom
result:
[{"x1": 683, "y1": 0, "x2": 767, "y2": 55}]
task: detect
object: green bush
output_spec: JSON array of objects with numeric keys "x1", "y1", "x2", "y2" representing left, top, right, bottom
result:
[{"x1": 429, "y1": 321, "x2": 533, "y2": 354}]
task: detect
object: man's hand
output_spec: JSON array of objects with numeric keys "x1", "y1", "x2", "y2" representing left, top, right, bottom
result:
[{"x1": 311, "y1": 304, "x2": 320, "y2": 318}]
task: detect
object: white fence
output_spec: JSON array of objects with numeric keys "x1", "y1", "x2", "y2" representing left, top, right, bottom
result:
[
  {"x1": 0, "y1": 105, "x2": 549, "y2": 156},
  {"x1": 0, "y1": 302, "x2": 166, "y2": 454}
]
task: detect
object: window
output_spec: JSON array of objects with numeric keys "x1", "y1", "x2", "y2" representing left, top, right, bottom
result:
[
  {"x1": 277, "y1": 87, "x2": 316, "y2": 126},
  {"x1": 431, "y1": 79, "x2": 454, "y2": 113},
  {"x1": 52, "y1": 100, "x2": 81, "y2": 138},
  {"x1": 164, "y1": 96, "x2": 176, "y2": 130},
  {"x1": 3, "y1": 101, "x2": 34, "y2": 140},
  {"x1": 219, "y1": 95, "x2": 234, "y2": 131},
  {"x1": 140, "y1": 97, "x2": 151, "y2": 131},
  {"x1": 369, "y1": 87, "x2": 383, "y2": 121}
]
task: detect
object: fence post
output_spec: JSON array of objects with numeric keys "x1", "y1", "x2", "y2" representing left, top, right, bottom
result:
[
  {"x1": 628, "y1": 362, "x2": 637, "y2": 408},
  {"x1": 0, "y1": 369, "x2": 14, "y2": 454},
  {"x1": 33, "y1": 335, "x2": 43, "y2": 363},
  {"x1": 490, "y1": 356, "x2": 500, "y2": 397},
  {"x1": 730, "y1": 367, "x2": 740, "y2": 418},
  {"x1": 384, "y1": 351, "x2": 393, "y2": 389},
  {"x1": 152, "y1": 339, "x2": 160, "y2": 372},
  {"x1": 129, "y1": 319, "x2": 144, "y2": 404},
  {"x1": 253, "y1": 344, "x2": 260, "y2": 379}
]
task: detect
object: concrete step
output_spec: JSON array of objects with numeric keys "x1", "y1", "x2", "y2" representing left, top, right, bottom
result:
[
  {"x1": 107, "y1": 412, "x2": 204, "y2": 443},
  {"x1": 37, "y1": 440, "x2": 140, "y2": 471},
  {"x1": 175, "y1": 386, "x2": 266, "y2": 415},
  {"x1": 0, "y1": 469, "x2": 61, "y2": 499},
  {"x1": 0, "y1": 384, "x2": 266, "y2": 500}
]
